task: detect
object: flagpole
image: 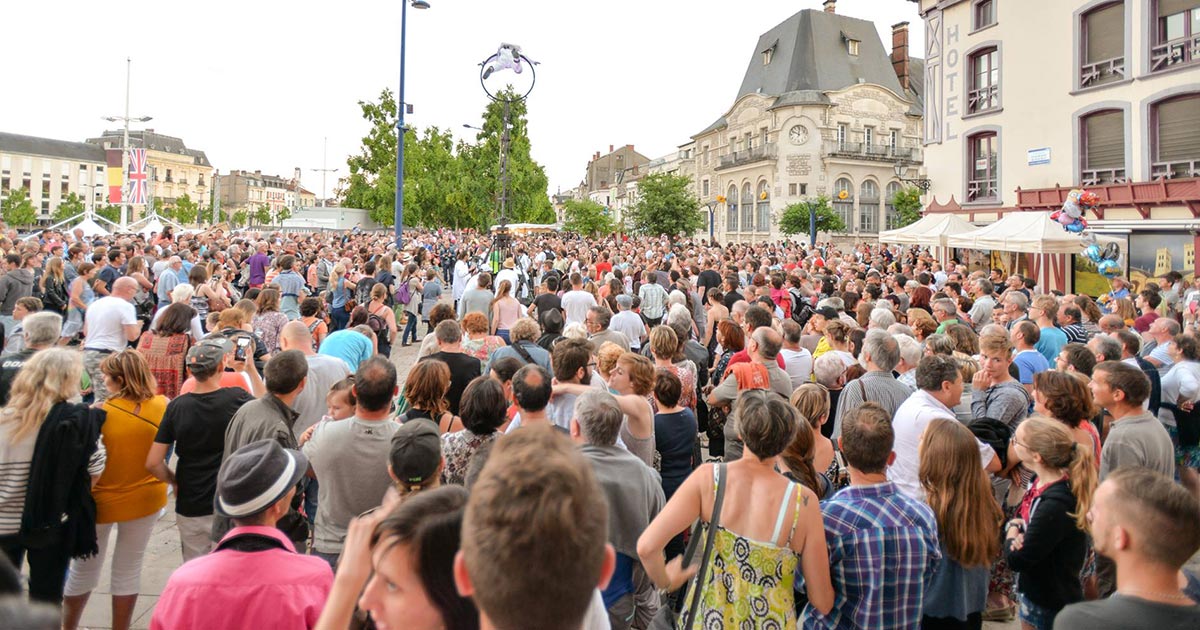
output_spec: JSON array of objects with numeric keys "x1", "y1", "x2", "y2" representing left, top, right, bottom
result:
[{"x1": 121, "y1": 57, "x2": 131, "y2": 229}]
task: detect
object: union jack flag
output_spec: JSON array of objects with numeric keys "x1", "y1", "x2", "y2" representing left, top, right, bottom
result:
[{"x1": 127, "y1": 148, "x2": 149, "y2": 205}]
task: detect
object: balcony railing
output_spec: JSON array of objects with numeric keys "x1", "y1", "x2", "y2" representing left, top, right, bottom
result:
[
  {"x1": 1150, "y1": 34, "x2": 1200, "y2": 72},
  {"x1": 967, "y1": 177, "x2": 998, "y2": 202},
  {"x1": 1080, "y1": 56, "x2": 1125, "y2": 87},
  {"x1": 1081, "y1": 167, "x2": 1127, "y2": 186},
  {"x1": 716, "y1": 142, "x2": 777, "y2": 170},
  {"x1": 822, "y1": 142, "x2": 919, "y2": 162},
  {"x1": 967, "y1": 85, "x2": 999, "y2": 113},
  {"x1": 1151, "y1": 160, "x2": 1200, "y2": 180}
]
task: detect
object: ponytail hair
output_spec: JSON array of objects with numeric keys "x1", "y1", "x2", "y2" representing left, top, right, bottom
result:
[
  {"x1": 779, "y1": 412, "x2": 824, "y2": 499},
  {"x1": 1020, "y1": 416, "x2": 1098, "y2": 532}
]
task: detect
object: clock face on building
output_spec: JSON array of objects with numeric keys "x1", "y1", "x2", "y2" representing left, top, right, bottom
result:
[{"x1": 789, "y1": 125, "x2": 808, "y2": 145}]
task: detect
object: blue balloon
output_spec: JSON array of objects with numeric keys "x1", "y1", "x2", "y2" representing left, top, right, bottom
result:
[
  {"x1": 1085, "y1": 244, "x2": 1102, "y2": 263},
  {"x1": 1099, "y1": 259, "x2": 1120, "y2": 278},
  {"x1": 1065, "y1": 221, "x2": 1085, "y2": 233}
]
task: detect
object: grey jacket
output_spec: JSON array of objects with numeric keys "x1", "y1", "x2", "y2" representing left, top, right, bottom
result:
[
  {"x1": 581, "y1": 444, "x2": 664, "y2": 560},
  {"x1": 0, "y1": 269, "x2": 33, "y2": 316}
]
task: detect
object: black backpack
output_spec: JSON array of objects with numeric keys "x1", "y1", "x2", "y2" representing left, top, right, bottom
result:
[
  {"x1": 790, "y1": 291, "x2": 814, "y2": 328},
  {"x1": 355, "y1": 277, "x2": 377, "y2": 305},
  {"x1": 366, "y1": 304, "x2": 389, "y2": 340}
]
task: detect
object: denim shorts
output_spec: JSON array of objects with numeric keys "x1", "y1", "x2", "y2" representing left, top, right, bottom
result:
[{"x1": 1017, "y1": 592, "x2": 1055, "y2": 630}]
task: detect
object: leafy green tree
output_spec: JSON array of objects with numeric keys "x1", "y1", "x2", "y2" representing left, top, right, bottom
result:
[
  {"x1": 341, "y1": 88, "x2": 554, "y2": 231},
  {"x1": 52, "y1": 192, "x2": 86, "y2": 223},
  {"x1": 276, "y1": 206, "x2": 292, "y2": 225},
  {"x1": 779, "y1": 196, "x2": 845, "y2": 236},
  {"x1": 230, "y1": 210, "x2": 249, "y2": 228},
  {"x1": 626, "y1": 172, "x2": 704, "y2": 236},
  {"x1": 253, "y1": 204, "x2": 272, "y2": 226},
  {"x1": 562, "y1": 198, "x2": 615, "y2": 237},
  {"x1": 96, "y1": 204, "x2": 121, "y2": 224},
  {"x1": 171, "y1": 194, "x2": 199, "y2": 226},
  {"x1": 889, "y1": 186, "x2": 924, "y2": 229},
  {"x1": 1, "y1": 188, "x2": 37, "y2": 229}
]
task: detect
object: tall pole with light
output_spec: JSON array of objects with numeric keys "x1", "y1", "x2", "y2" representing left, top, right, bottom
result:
[
  {"x1": 311, "y1": 137, "x2": 339, "y2": 207},
  {"x1": 104, "y1": 57, "x2": 151, "y2": 229},
  {"x1": 705, "y1": 199, "x2": 718, "y2": 243},
  {"x1": 395, "y1": 0, "x2": 430, "y2": 251}
]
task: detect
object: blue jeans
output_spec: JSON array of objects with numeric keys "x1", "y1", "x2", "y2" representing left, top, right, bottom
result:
[
  {"x1": 496, "y1": 329, "x2": 511, "y2": 344},
  {"x1": 329, "y1": 306, "x2": 349, "y2": 331},
  {"x1": 1017, "y1": 592, "x2": 1056, "y2": 630},
  {"x1": 401, "y1": 311, "x2": 419, "y2": 345}
]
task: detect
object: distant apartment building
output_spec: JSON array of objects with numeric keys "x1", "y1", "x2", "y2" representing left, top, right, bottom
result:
[
  {"x1": 86, "y1": 129, "x2": 214, "y2": 219},
  {"x1": 218, "y1": 169, "x2": 312, "y2": 221},
  {"x1": 690, "y1": 0, "x2": 925, "y2": 243},
  {"x1": 0, "y1": 132, "x2": 108, "y2": 223}
]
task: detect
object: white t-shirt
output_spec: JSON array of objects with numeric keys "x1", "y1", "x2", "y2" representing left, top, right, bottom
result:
[
  {"x1": 83, "y1": 296, "x2": 137, "y2": 352},
  {"x1": 610, "y1": 310, "x2": 645, "y2": 349},
  {"x1": 888, "y1": 389, "x2": 996, "y2": 500},
  {"x1": 780, "y1": 347, "x2": 814, "y2": 389},
  {"x1": 561, "y1": 290, "x2": 597, "y2": 326}
]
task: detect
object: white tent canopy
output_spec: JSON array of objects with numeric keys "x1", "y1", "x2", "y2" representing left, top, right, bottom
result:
[
  {"x1": 879, "y1": 213, "x2": 977, "y2": 246},
  {"x1": 945, "y1": 211, "x2": 1119, "y2": 254},
  {"x1": 71, "y1": 217, "x2": 110, "y2": 238}
]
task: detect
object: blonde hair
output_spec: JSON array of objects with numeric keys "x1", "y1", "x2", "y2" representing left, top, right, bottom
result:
[
  {"x1": 1019, "y1": 416, "x2": 1098, "y2": 532},
  {"x1": 789, "y1": 383, "x2": 830, "y2": 428},
  {"x1": 0, "y1": 348, "x2": 83, "y2": 442},
  {"x1": 100, "y1": 350, "x2": 158, "y2": 403},
  {"x1": 596, "y1": 342, "x2": 624, "y2": 380}
]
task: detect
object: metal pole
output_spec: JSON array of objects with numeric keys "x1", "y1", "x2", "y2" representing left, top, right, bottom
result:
[
  {"x1": 322, "y1": 137, "x2": 327, "y2": 207},
  {"x1": 212, "y1": 171, "x2": 221, "y2": 224},
  {"x1": 121, "y1": 57, "x2": 131, "y2": 229},
  {"x1": 394, "y1": 0, "x2": 408, "y2": 251}
]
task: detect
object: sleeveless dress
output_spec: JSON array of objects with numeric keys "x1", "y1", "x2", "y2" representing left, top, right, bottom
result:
[{"x1": 685, "y1": 466, "x2": 801, "y2": 628}]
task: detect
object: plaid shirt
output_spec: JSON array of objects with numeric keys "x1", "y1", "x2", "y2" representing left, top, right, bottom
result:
[{"x1": 802, "y1": 481, "x2": 940, "y2": 630}]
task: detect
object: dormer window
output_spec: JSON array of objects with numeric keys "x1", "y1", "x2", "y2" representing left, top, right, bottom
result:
[
  {"x1": 847, "y1": 39, "x2": 860, "y2": 55},
  {"x1": 761, "y1": 40, "x2": 777, "y2": 66}
]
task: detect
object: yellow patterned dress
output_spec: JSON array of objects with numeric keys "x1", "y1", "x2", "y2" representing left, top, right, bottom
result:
[{"x1": 685, "y1": 466, "x2": 801, "y2": 629}]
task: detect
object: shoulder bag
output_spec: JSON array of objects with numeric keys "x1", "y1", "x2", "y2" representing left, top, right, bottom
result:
[{"x1": 649, "y1": 462, "x2": 728, "y2": 630}]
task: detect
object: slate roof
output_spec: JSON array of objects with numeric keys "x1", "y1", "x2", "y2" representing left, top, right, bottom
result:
[
  {"x1": 0, "y1": 132, "x2": 107, "y2": 163},
  {"x1": 86, "y1": 130, "x2": 213, "y2": 168}
]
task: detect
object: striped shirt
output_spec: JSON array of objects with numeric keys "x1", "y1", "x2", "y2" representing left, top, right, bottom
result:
[
  {"x1": 0, "y1": 421, "x2": 106, "y2": 535},
  {"x1": 831, "y1": 371, "x2": 915, "y2": 438},
  {"x1": 802, "y1": 482, "x2": 940, "y2": 630},
  {"x1": 638, "y1": 282, "x2": 668, "y2": 320}
]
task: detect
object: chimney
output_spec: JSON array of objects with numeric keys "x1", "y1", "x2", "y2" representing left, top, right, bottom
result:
[
  {"x1": 626, "y1": 144, "x2": 634, "y2": 152},
  {"x1": 609, "y1": 144, "x2": 614, "y2": 153},
  {"x1": 823, "y1": 0, "x2": 836, "y2": 13},
  {"x1": 891, "y1": 22, "x2": 910, "y2": 91}
]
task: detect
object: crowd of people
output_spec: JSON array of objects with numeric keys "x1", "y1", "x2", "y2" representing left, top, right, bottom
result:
[{"x1": 0, "y1": 222, "x2": 1197, "y2": 630}]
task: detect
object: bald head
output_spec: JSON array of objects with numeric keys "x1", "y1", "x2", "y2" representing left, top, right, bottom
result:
[
  {"x1": 279, "y1": 321, "x2": 316, "y2": 354},
  {"x1": 752, "y1": 327, "x2": 783, "y2": 361},
  {"x1": 1098, "y1": 313, "x2": 1125, "y2": 334},
  {"x1": 112, "y1": 276, "x2": 139, "y2": 299}
]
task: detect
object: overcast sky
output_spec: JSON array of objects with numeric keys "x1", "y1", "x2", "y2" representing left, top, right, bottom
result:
[{"x1": 4, "y1": 0, "x2": 922, "y2": 200}]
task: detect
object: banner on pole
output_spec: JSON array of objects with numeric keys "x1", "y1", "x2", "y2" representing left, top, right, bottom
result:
[
  {"x1": 127, "y1": 148, "x2": 148, "y2": 205},
  {"x1": 106, "y1": 149, "x2": 123, "y2": 203}
]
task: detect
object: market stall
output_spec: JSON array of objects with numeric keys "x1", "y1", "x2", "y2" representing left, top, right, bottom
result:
[{"x1": 946, "y1": 211, "x2": 1122, "y2": 293}]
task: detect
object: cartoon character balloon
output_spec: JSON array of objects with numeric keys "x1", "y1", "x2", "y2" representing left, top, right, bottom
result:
[{"x1": 1051, "y1": 189, "x2": 1096, "y2": 233}]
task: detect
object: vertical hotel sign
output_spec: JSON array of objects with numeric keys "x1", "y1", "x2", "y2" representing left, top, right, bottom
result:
[{"x1": 105, "y1": 149, "x2": 123, "y2": 203}]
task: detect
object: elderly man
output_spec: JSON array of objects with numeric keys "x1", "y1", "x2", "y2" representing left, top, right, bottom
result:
[
  {"x1": 707, "y1": 327, "x2": 793, "y2": 462},
  {"x1": 968, "y1": 278, "x2": 995, "y2": 330},
  {"x1": 1000, "y1": 291, "x2": 1029, "y2": 329},
  {"x1": 1142, "y1": 317, "x2": 1181, "y2": 373},
  {"x1": 610, "y1": 294, "x2": 647, "y2": 351},
  {"x1": 571, "y1": 390, "x2": 664, "y2": 629},
  {"x1": 831, "y1": 330, "x2": 913, "y2": 437},
  {"x1": 1098, "y1": 313, "x2": 1126, "y2": 334},
  {"x1": 586, "y1": 306, "x2": 631, "y2": 351},
  {"x1": 83, "y1": 277, "x2": 142, "y2": 403},
  {"x1": 156, "y1": 256, "x2": 183, "y2": 305},
  {"x1": 0, "y1": 311, "x2": 61, "y2": 405}
]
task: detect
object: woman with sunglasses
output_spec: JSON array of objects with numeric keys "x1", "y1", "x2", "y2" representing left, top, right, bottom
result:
[{"x1": 62, "y1": 350, "x2": 168, "y2": 630}]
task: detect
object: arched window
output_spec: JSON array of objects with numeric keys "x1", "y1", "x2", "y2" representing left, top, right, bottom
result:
[
  {"x1": 725, "y1": 184, "x2": 738, "y2": 232},
  {"x1": 1080, "y1": 1, "x2": 1125, "y2": 88},
  {"x1": 1080, "y1": 108, "x2": 1126, "y2": 184},
  {"x1": 968, "y1": 46, "x2": 1000, "y2": 113},
  {"x1": 885, "y1": 181, "x2": 903, "y2": 230},
  {"x1": 741, "y1": 182, "x2": 754, "y2": 233},
  {"x1": 832, "y1": 177, "x2": 854, "y2": 232},
  {"x1": 1151, "y1": 93, "x2": 1200, "y2": 179},
  {"x1": 756, "y1": 181, "x2": 771, "y2": 233},
  {"x1": 859, "y1": 180, "x2": 880, "y2": 233}
]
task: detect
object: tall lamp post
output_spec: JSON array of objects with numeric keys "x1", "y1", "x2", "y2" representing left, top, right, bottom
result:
[
  {"x1": 705, "y1": 199, "x2": 718, "y2": 243},
  {"x1": 395, "y1": 0, "x2": 430, "y2": 251},
  {"x1": 104, "y1": 58, "x2": 152, "y2": 229}
]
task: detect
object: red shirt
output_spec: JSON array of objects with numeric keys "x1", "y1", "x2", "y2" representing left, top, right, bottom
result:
[{"x1": 596, "y1": 262, "x2": 613, "y2": 277}]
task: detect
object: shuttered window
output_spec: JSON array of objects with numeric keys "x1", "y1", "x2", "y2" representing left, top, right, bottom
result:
[
  {"x1": 1155, "y1": 94, "x2": 1200, "y2": 162},
  {"x1": 1085, "y1": 3, "x2": 1124, "y2": 63},
  {"x1": 1083, "y1": 110, "x2": 1125, "y2": 169}
]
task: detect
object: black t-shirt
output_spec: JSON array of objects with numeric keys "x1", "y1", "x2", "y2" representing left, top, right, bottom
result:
[
  {"x1": 532, "y1": 293, "x2": 562, "y2": 319},
  {"x1": 421, "y1": 352, "x2": 482, "y2": 416},
  {"x1": 98, "y1": 266, "x2": 120, "y2": 292},
  {"x1": 723, "y1": 290, "x2": 743, "y2": 310},
  {"x1": 654, "y1": 408, "x2": 698, "y2": 501},
  {"x1": 155, "y1": 387, "x2": 255, "y2": 517},
  {"x1": 697, "y1": 270, "x2": 722, "y2": 297},
  {"x1": 0, "y1": 349, "x2": 36, "y2": 406}
]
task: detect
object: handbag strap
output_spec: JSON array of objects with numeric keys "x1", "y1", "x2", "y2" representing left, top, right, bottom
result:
[{"x1": 680, "y1": 463, "x2": 727, "y2": 629}]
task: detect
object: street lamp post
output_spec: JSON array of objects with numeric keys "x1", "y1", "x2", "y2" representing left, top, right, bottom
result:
[
  {"x1": 395, "y1": 0, "x2": 430, "y2": 251},
  {"x1": 893, "y1": 162, "x2": 931, "y2": 191},
  {"x1": 103, "y1": 58, "x2": 152, "y2": 229},
  {"x1": 310, "y1": 137, "x2": 338, "y2": 207},
  {"x1": 705, "y1": 200, "x2": 718, "y2": 243}
]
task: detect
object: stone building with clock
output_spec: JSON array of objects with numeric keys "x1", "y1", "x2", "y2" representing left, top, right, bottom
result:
[{"x1": 690, "y1": 0, "x2": 925, "y2": 243}]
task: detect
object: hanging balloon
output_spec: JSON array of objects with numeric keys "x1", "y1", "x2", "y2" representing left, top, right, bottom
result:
[
  {"x1": 1098, "y1": 259, "x2": 1121, "y2": 278},
  {"x1": 1085, "y1": 244, "x2": 1102, "y2": 263},
  {"x1": 1066, "y1": 221, "x2": 1085, "y2": 233}
]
